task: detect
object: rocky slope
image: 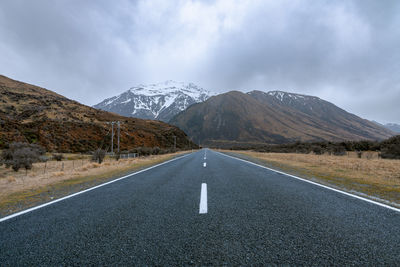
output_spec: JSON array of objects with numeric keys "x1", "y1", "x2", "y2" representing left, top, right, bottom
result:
[
  {"x1": 170, "y1": 90, "x2": 394, "y2": 146},
  {"x1": 0, "y1": 75, "x2": 195, "y2": 152},
  {"x1": 94, "y1": 81, "x2": 213, "y2": 122}
]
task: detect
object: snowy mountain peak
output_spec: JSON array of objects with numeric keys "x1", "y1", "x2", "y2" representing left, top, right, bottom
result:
[
  {"x1": 94, "y1": 81, "x2": 214, "y2": 122},
  {"x1": 129, "y1": 81, "x2": 210, "y2": 99}
]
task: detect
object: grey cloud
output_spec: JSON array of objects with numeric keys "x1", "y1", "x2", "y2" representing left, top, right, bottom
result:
[
  {"x1": 199, "y1": 1, "x2": 400, "y2": 123},
  {"x1": 0, "y1": 0, "x2": 399, "y2": 124}
]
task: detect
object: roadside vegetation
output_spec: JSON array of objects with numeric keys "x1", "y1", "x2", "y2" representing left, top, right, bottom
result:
[{"x1": 225, "y1": 135, "x2": 400, "y2": 159}]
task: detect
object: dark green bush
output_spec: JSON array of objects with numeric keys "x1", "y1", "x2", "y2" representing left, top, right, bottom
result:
[
  {"x1": 380, "y1": 135, "x2": 400, "y2": 159},
  {"x1": 332, "y1": 146, "x2": 346, "y2": 156},
  {"x1": 0, "y1": 142, "x2": 45, "y2": 172},
  {"x1": 312, "y1": 146, "x2": 324, "y2": 155}
]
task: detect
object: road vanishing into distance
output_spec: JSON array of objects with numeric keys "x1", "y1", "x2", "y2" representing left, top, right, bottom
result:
[{"x1": 1, "y1": 149, "x2": 399, "y2": 265}]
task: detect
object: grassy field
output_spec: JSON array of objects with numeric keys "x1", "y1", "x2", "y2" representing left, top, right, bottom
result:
[
  {"x1": 223, "y1": 150, "x2": 400, "y2": 207},
  {"x1": 0, "y1": 151, "x2": 190, "y2": 217}
]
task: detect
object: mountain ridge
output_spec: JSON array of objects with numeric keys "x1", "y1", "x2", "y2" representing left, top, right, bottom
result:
[
  {"x1": 170, "y1": 90, "x2": 394, "y2": 145},
  {"x1": 94, "y1": 81, "x2": 213, "y2": 122}
]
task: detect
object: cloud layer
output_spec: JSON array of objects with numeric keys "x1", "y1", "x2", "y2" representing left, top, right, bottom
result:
[{"x1": 0, "y1": 0, "x2": 399, "y2": 123}]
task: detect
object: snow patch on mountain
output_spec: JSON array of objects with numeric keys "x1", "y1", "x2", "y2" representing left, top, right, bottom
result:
[{"x1": 266, "y1": 91, "x2": 319, "y2": 102}]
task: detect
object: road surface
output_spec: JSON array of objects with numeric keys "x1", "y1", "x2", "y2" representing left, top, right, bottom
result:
[{"x1": 1, "y1": 149, "x2": 399, "y2": 265}]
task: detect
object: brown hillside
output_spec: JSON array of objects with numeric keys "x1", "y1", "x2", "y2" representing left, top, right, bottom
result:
[
  {"x1": 170, "y1": 91, "x2": 394, "y2": 145},
  {"x1": 0, "y1": 75, "x2": 194, "y2": 152}
]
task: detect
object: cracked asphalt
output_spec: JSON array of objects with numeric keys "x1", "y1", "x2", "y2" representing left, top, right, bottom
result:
[{"x1": 1, "y1": 149, "x2": 399, "y2": 265}]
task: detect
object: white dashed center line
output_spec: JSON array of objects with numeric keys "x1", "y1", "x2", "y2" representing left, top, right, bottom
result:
[
  {"x1": 199, "y1": 183, "x2": 208, "y2": 214},
  {"x1": 203, "y1": 162, "x2": 206, "y2": 167}
]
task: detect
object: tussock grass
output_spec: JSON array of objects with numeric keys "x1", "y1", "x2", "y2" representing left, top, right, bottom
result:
[
  {"x1": 0, "y1": 152, "x2": 189, "y2": 217},
  {"x1": 226, "y1": 150, "x2": 400, "y2": 206}
]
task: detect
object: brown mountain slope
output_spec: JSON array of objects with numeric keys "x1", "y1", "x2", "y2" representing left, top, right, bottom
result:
[
  {"x1": 247, "y1": 90, "x2": 394, "y2": 141},
  {"x1": 170, "y1": 91, "x2": 394, "y2": 146},
  {"x1": 0, "y1": 75, "x2": 194, "y2": 152}
]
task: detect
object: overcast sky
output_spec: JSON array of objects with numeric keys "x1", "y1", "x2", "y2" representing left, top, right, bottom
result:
[{"x1": 0, "y1": 0, "x2": 399, "y2": 123}]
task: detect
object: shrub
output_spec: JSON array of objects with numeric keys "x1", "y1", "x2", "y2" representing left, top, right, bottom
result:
[
  {"x1": 380, "y1": 135, "x2": 400, "y2": 159},
  {"x1": 52, "y1": 154, "x2": 64, "y2": 161},
  {"x1": 114, "y1": 152, "x2": 121, "y2": 161},
  {"x1": 0, "y1": 142, "x2": 45, "y2": 172},
  {"x1": 92, "y1": 149, "x2": 106, "y2": 164},
  {"x1": 133, "y1": 147, "x2": 152, "y2": 156},
  {"x1": 153, "y1": 146, "x2": 161, "y2": 155},
  {"x1": 312, "y1": 146, "x2": 324, "y2": 155},
  {"x1": 332, "y1": 146, "x2": 346, "y2": 156}
]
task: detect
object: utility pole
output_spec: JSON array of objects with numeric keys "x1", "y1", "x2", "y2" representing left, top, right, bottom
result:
[
  {"x1": 117, "y1": 121, "x2": 120, "y2": 153},
  {"x1": 107, "y1": 121, "x2": 122, "y2": 154},
  {"x1": 111, "y1": 122, "x2": 115, "y2": 154}
]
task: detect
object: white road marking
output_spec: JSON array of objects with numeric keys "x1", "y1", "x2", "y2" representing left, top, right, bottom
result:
[
  {"x1": 199, "y1": 183, "x2": 208, "y2": 214},
  {"x1": 0, "y1": 153, "x2": 193, "y2": 223},
  {"x1": 216, "y1": 151, "x2": 400, "y2": 213},
  {"x1": 203, "y1": 162, "x2": 207, "y2": 167}
]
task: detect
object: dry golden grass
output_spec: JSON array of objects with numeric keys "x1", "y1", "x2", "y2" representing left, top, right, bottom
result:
[
  {"x1": 225, "y1": 150, "x2": 400, "y2": 206},
  {"x1": 0, "y1": 152, "x2": 189, "y2": 215}
]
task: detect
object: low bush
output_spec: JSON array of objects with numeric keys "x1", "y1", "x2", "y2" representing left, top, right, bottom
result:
[
  {"x1": 312, "y1": 146, "x2": 324, "y2": 155},
  {"x1": 0, "y1": 142, "x2": 46, "y2": 172},
  {"x1": 92, "y1": 149, "x2": 106, "y2": 164},
  {"x1": 332, "y1": 146, "x2": 347, "y2": 156},
  {"x1": 380, "y1": 135, "x2": 400, "y2": 159},
  {"x1": 52, "y1": 154, "x2": 64, "y2": 161}
]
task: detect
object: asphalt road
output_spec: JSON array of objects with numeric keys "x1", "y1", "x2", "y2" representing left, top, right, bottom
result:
[{"x1": 1, "y1": 149, "x2": 399, "y2": 265}]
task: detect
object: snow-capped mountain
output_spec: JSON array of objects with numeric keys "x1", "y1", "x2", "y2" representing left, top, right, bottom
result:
[{"x1": 94, "y1": 81, "x2": 213, "y2": 122}]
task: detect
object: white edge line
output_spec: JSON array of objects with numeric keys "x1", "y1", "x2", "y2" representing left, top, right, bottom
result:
[
  {"x1": 215, "y1": 151, "x2": 400, "y2": 213},
  {"x1": 0, "y1": 153, "x2": 192, "y2": 223},
  {"x1": 199, "y1": 183, "x2": 207, "y2": 214}
]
